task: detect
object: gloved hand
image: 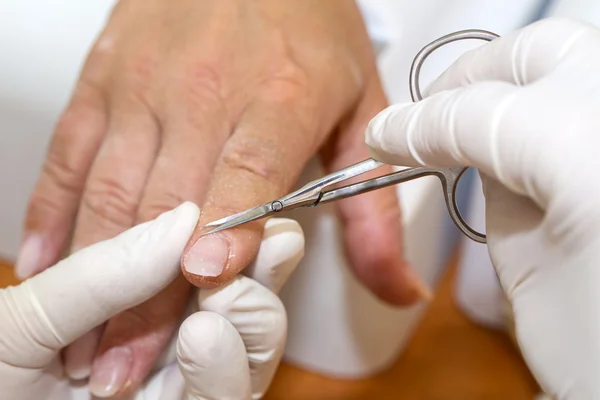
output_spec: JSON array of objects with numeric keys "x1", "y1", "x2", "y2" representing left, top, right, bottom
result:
[
  {"x1": 365, "y1": 17, "x2": 600, "y2": 399},
  {"x1": 0, "y1": 202, "x2": 305, "y2": 399}
]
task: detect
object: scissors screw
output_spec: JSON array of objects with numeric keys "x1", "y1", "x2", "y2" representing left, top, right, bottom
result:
[{"x1": 272, "y1": 201, "x2": 283, "y2": 212}]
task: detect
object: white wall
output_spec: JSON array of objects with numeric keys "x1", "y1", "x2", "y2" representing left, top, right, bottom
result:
[{"x1": 0, "y1": 1, "x2": 116, "y2": 258}]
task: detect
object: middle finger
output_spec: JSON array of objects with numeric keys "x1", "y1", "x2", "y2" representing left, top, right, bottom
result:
[
  {"x1": 64, "y1": 89, "x2": 160, "y2": 379},
  {"x1": 88, "y1": 69, "x2": 233, "y2": 397}
]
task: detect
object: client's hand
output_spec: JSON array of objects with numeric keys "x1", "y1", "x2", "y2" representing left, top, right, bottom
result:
[{"x1": 0, "y1": 202, "x2": 304, "y2": 399}]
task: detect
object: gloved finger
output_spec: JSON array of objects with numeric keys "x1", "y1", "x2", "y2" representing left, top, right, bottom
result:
[
  {"x1": 242, "y1": 218, "x2": 305, "y2": 294},
  {"x1": 197, "y1": 276, "x2": 287, "y2": 398},
  {"x1": 363, "y1": 82, "x2": 554, "y2": 199},
  {"x1": 425, "y1": 18, "x2": 600, "y2": 95},
  {"x1": 0, "y1": 202, "x2": 199, "y2": 369},
  {"x1": 177, "y1": 312, "x2": 252, "y2": 400},
  {"x1": 321, "y1": 78, "x2": 431, "y2": 305}
]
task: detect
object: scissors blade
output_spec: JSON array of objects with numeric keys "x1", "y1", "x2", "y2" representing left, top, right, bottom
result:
[
  {"x1": 204, "y1": 207, "x2": 260, "y2": 228},
  {"x1": 201, "y1": 203, "x2": 273, "y2": 236}
]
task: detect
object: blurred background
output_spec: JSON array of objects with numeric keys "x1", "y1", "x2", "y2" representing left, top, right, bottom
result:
[{"x1": 1, "y1": 0, "x2": 598, "y2": 398}]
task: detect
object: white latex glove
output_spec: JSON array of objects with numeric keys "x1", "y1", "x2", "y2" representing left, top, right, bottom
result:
[
  {"x1": 0, "y1": 202, "x2": 304, "y2": 400},
  {"x1": 365, "y1": 17, "x2": 600, "y2": 400}
]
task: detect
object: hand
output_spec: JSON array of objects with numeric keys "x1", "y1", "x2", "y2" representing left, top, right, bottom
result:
[
  {"x1": 19, "y1": 0, "x2": 426, "y2": 395},
  {"x1": 0, "y1": 202, "x2": 305, "y2": 399},
  {"x1": 365, "y1": 18, "x2": 600, "y2": 399}
]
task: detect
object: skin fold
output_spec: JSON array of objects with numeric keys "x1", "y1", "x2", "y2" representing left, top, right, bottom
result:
[{"x1": 21, "y1": 0, "x2": 427, "y2": 396}]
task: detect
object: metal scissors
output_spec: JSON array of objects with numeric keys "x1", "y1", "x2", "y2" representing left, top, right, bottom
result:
[{"x1": 203, "y1": 29, "x2": 499, "y2": 244}]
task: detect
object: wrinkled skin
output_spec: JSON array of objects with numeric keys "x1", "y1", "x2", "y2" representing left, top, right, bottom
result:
[{"x1": 22, "y1": 0, "x2": 426, "y2": 397}]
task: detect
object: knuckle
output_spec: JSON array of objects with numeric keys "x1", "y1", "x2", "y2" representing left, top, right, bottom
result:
[
  {"x1": 71, "y1": 77, "x2": 106, "y2": 109},
  {"x1": 187, "y1": 62, "x2": 222, "y2": 91},
  {"x1": 221, "y1": 140, "x2": 284, "y2": 188},
  {"x1": 183, "y1": 62, "x2": 224, "y2": 104},
  {"x1": 41, "y1": 152, "x2": 84, "y2": 196},
  {"x1": 82, "y1": 176, "x2": 138, "y2": 227},
  {"x1": 262, "y1": 61, "x2": 310, "y2": 105},
  {"x1": 34, "y1": 81, "x2": 108, "y2": 206},
  {"x1": 115, "y1": 60, "x2": 159, "y2": 109},
  {"x1": 89, "y1": 30, "x2": 118, "y2": 61},
  {"x1": 170, "y1": 62, "x2": 228, "y2": 131},
  {"x1": 56, "y1": 81, "x2": 106, "y2": 137},
  {"x1": 124, "y1": 53, "x2": 157, "y2": 84},
  {"x1": 27, "y1": 189, "x2": 67, "y2": 221}
]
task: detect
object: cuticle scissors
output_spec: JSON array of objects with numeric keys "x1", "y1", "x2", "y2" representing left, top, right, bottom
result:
[{"x1": 202, "y1": 29, "x2": 500, "y2": 244}]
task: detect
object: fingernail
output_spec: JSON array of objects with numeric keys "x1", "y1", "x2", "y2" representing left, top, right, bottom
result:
[
  {"x1": 15, "y1": 234, "x2": 44, "y2": 280},
  {"x1": 414, "y1": 277, "x2": 434, "y2": 301},
  {"x1": 405, "y1": 268, "x2": 434, "y2": 301},
  {"x1": 183, "y1": 235, "x2": 230, "y2": 277},
  {"x1": 89, "y1": 346, "x2": 132, "y2": 398},
  {"x1": 403, "y1": 268, "x2": 433, "y2": 302},
  {"x1": 64, "y1": 327, "x2": 103, "y2": 380}
]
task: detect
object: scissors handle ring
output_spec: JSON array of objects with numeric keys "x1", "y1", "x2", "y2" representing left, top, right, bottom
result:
[
  {"x1": 437, "y1": 168, "x2": 487, "y2": 244},
  {"x1": 409, "y1": 30, "x2": 500, "y2": 244},
  {"x1": 409, "y1": 29, "x2": 500, "y2": 102}
]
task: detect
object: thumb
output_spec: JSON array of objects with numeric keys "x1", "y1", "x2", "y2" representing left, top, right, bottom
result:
[
  {"x1": 0, "y1": 202, "x2": 199, "y2": 368},
  {"x1": 322, "y1": 78, "x2": 432, "y2": 306}
]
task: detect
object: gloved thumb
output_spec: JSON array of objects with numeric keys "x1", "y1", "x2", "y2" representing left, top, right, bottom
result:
[
  {"x1": 177, "y1": 312, "x2": 253, "y2": 400},
  {"x1": 0, "y1": 202, "x2": 199, "y2": 368}
]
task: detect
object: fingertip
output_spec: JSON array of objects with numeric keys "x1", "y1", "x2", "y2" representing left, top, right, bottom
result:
[
  {"x1": 181, "y1": 223, "x2": 263, "y2": 289},
  {"x1": 347, "y1": 231, "x2": 429, "y2": 306},
  {"x1": 401, "y1": 263, "x2": 434, "y2": 303},
  {"x1": 64, "y1": 328, "x2": 103, "y2": 380},
  {"x1": 122, "y1": 201, "x2": 199, "y2": 247},
  {"x1": 160, "y1": 201, "x2": 201, "y2": 234},
  {"x1": 366, "y1": 103, "x2": 412, "y2": 138},
  {"x1": 181, "y1": 232, "x2": 233, "y2": 288},
  {"x1": 365, "y1": 103, "x2": 415, "y2": 166},
  {"x1": 341, "y1": 203, "x2": 431, "y2": 306},
  {"x1": 14, "y1": 234, "x2": 45, "y2": 280},
  {"x1": 177, "y1": 311, "x2": 251, "y2": 399},
  {"x1": 366, "y1": 144, "x2": 409, "y2": 167},
  {"x1": 178, "y1": 312, "x2": 238, "y2": 366}
]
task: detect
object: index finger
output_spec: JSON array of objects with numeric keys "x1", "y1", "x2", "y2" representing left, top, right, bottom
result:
[{"x1": 181, "y1": 96, "x2": 320, "y2": 288}]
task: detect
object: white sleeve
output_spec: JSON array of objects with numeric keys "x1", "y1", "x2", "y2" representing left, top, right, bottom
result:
[{"x1": 355, "y1": 0, "x2": 394, "y2": 55}]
